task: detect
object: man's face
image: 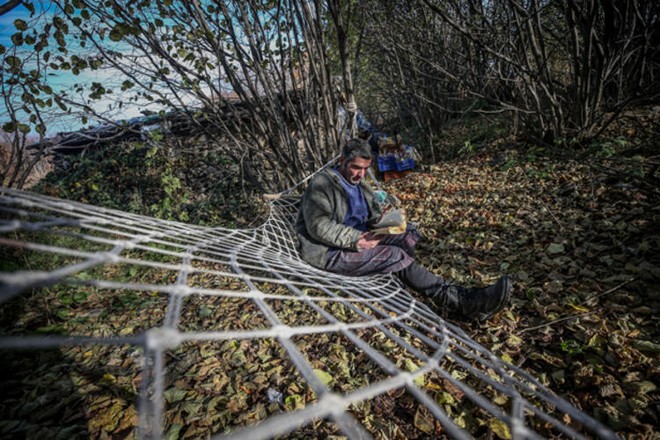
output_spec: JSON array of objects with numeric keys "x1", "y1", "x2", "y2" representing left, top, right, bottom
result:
[{"x1": 339, "y1": 157, "x2": 372, "y2": 184}]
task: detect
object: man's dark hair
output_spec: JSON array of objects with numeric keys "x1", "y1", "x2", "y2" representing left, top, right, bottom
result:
[{"x1": 342, "y1": 138, "x2": 372, "y2": 162}]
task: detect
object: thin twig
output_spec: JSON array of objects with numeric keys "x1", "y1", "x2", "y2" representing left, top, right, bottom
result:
[
  {"x1": 540, "y1": 198, "x2": 564, "y2": 231},
  {"x1": 517, "y1": 277, "x2": 635, "y2": 334},
  {"x1": 517, "y1": 311, "x2": 597, "y2": 334},
  {"x1": 581, "y1": 277, "x2": 635, "y2": 305}
]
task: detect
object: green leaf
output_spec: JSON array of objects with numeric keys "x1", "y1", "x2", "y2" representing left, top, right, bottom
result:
[
  {"x1": 284, "y1": 394, "x2": 304, "y2": 411},
  {"x1": 313, "y1": 369, "x2": 333, "y2": 386},
  {"x1": 73, "y1": 289, "x2": 88, "y2": 302},
  {"x1": 11, "y1": 32, "x2": 24, "y2": 46},
  {"x1": 633, "y1": 340, "x2": 660, "y2": 353},
  {"x1": 198, "y1": 305, "x2": 213, "y2": 318},
  {"x1": 547, "y1": 243, "x2": 564, "y2": 255},
  {"x1": 402, "y1": 358, "x2": 425, "y2": 386},
  {"x1": 628, "y1": 381, "x2": 656, "y2": 395},
  {"x1": 14, "y1": 19, "x2": 28, "y2": 31},
  {"x1": 163, "y1": 387, "x2": 187, "y2": 403},
  {"x1": 413, "y1": 407, "x2": 434, "y2": 433},
  {"x1": 36, "y1": 324, "x2": 66, "y2": 334},
  {"x1": 109, "y1": 27, "x2": 124, "y2": 42},
  {"x1": 5, "y1": 55, "x2": 21, "y2": 68},
  {"x1": 489, "y1": 418, "x2": 512, "y2": 439},
  {"x1": 437, "y1": 391, "x2": 455, "y2": 406},
  {"x1": 59, "y1": 292, "x2": 74, "y2": 305},
  {"x1": 506, "y1": 334, "x2": 523, "y2": 348},
  {"x1": 165, "y1": 424, "x2": 183, "y2": 440}
]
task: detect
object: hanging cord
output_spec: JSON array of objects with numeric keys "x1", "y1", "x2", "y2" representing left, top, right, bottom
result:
[{"x1": 345, "y1": 100, "x2": 358, "y2": 140}]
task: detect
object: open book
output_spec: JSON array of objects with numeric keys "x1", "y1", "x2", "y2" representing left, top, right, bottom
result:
[{"x1": 371, "y1": 207, "x2": 407, "y2": 235}]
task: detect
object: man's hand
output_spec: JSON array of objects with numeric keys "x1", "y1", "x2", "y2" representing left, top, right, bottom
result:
[{"x1": 357, "y1": 231, "x2": 381, "y2": 250}]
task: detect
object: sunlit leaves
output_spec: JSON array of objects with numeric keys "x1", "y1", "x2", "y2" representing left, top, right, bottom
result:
[
  {"x1": 385, "y1": 145, "x2": 658, "y2": 437},
  {"x1": 489, "y1": 418, "x2": 512, "y2": 439},
  {"x1": 413, "y1": 407, "x2": 435, "y2": 433},
  {"x1": 313, "y1": 369, "x2": 334, "y2": 386}
]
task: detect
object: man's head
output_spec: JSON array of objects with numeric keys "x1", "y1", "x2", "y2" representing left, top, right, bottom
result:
[{"x1": 339, "y1": 138, "x2": 372, "y2": 185}]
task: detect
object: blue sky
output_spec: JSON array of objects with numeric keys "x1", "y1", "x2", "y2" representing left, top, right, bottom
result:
[{"x1": 0, "y1": 3, "x2": 35, "y2": 46}]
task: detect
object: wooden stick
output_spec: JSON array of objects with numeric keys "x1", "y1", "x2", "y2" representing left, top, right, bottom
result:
[
  {"x1": 517, "y1": 311, "x2": 597, "y2": 334},
  {"x1": 517, "y1": 277, "x2": 634, "y2": 334}
]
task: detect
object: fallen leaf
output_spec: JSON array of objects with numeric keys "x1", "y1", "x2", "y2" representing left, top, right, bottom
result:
[
  {"x1": 313, "y1": 369, "x2": 334, "y2": 386},
  {"x1": 489, "y1": 418, "x2": 512, "y2": 439}
]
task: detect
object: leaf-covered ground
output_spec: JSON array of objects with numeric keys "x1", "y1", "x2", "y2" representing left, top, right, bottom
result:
[
  {"x1": 1, "y1": 112, "x2": 659, "y2": 438},
  {"x1": 385, "y1": 148, "x2": 660, "y2": 437}
]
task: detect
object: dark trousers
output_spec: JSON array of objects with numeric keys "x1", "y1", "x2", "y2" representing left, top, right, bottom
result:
[{"x1": 324, "y1": 226, "x2": 450, "y2": 298}]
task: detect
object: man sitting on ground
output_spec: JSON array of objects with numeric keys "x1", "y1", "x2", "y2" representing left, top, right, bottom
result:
[{"x1": 295, "y1": 138, "x2": 511, "y2": 321}]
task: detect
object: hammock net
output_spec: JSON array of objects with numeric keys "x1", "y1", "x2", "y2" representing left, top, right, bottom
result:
[{"x1": 0, "y1": 181, "x2": 617, "y2": 439}]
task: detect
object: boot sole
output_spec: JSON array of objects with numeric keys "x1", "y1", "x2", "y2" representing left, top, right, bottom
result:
[{"x1": 477, "y1": 276, "x2": 512, "y2": 321}]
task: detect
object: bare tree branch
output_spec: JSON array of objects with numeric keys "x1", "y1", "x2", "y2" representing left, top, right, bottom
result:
[{"x1": 0, "y1": 0, "x2": 22, "y2": 17}]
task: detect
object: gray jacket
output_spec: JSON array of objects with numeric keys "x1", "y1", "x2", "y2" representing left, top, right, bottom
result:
[{"x1": 295, "y1": 167, "x2": 382, "y2": 268}]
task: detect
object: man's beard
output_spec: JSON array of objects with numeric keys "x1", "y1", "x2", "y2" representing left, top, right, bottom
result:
[{"x1": 340, "y1": 164, "x2": 361, "y2": 184}]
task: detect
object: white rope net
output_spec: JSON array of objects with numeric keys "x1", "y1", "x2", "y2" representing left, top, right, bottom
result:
[{"x1": 0, "y1": 185, "x2": 617, "y2": 439}]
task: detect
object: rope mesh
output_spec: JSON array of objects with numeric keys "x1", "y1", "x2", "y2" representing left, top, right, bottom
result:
[{"x1": 0, "y1": 186, "x2": 617, "y2": 439}]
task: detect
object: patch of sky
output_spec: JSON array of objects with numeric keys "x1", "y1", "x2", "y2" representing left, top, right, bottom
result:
[{"x1": 0, "y1": 1, "x2": 185, "y2": 137}]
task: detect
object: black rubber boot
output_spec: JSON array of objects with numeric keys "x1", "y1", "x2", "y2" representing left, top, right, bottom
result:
[
  {"x1": 396, "y1": 263, "x2": 511, "y2": 321},
  {"x1": 456, "y1": 276, "x2": 512, "y2": 321}
]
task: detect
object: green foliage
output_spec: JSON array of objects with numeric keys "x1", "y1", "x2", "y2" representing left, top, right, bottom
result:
[
  {"x1": 34, "y1": 138, "x2": 264, "y2": 227},
  {"x1": 141, "y1": 137, "x2": 190, "y2": 221},
  {"x1": 524, "y1": 145, "x2": 547, "y2": 162},
  {"x1": 150, "y1": 167, "x2": 188, "y2": 221},
  {"x1": 560, "y1": 339, "x2": 583, "y2": 356},
  {"x1": 588, "y1": 136, "x2": 628, "y2": 158},
  {"x1": 458, "y1": 140, "x2": 475, "y2": 157},
  {"x1": 422, "y1": 113, "x2": 511, "y2": 161}
]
